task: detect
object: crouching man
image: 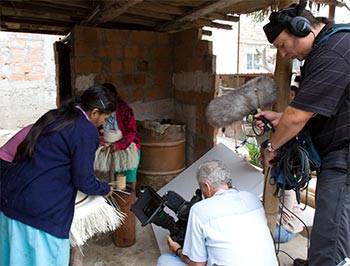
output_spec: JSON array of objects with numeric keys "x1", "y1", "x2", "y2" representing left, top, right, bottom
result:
[{"x1": 157, "y1": 160, "x2": 277, "y2": 266}]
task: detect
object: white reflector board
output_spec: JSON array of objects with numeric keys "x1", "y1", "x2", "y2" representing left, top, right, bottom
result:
[{"x1": 151, "y1": 143, "x2": 265, "y2": 254}]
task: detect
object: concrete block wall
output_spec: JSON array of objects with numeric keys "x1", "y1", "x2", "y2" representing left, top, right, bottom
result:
[
  {"x1": 173, "y1": 28, "x2": 216, "y2": 165},
  {"x1": 0, "y1": 32, "x2": 60, "y2": 129}
]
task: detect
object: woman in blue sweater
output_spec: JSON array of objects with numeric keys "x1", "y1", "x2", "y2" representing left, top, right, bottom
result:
[{"x1": 0, "y1": 84, "x2": 116, "y2": 266}]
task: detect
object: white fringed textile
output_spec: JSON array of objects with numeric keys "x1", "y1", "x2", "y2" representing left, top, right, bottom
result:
[
  {"x1": 94, "y1": 142, "x2": 138, "y2": 174},
  {"x1": 70, "y1": 192, "x2": 125, "y2": 247}
]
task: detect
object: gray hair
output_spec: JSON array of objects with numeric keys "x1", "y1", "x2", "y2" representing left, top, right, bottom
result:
[{"x1": 196, "y1": 160, "x2": 232, "y2": 188}]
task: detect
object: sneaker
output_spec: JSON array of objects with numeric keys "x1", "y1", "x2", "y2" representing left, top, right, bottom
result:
[{"x1": 293, "y1": 258, "x2": 308, "y2": 266}]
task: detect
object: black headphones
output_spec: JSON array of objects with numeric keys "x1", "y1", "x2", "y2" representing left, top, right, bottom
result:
[{"x1": 272, "y1": 11, "x2": 312, "y2": 37}]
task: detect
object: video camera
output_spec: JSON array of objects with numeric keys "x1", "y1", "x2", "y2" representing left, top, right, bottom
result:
[{"x1": 131, "y1": 186, "x2": 202, "y2": 246}]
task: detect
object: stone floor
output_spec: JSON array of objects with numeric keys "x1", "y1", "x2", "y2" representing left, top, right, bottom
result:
[
  {"x1": 81, "y1": 221, "x2": 160, "y2": 266},
  {"x1": 79, "y1": 219, "x2": 311, "y2": 266},
  {"x1": 1, "y1": 130, "x2": 311, "y2": 266}
]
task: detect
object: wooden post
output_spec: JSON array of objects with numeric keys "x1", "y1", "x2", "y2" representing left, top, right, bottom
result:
[
  {"x1": 262, "y1": 167, "x2": 280, "y2": 235},
  {"x1": 263, "y1": 17, "x2": 294, "y2": 235},
  {"x1": 263, "y1": 54, "x2": 293, "y2": 235},
  {"x1": 273, "y1": 52, "x2": 293, "y2": 112}
]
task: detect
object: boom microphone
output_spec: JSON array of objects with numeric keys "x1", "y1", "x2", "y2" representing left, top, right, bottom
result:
[{"x1": 206, "y1": 77, "x2": 278, "y2": 128}]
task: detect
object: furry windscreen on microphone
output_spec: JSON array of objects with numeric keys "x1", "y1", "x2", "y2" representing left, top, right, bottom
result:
[{"x1": 206, "y1": 77, "x2": 278, "y2": 128}]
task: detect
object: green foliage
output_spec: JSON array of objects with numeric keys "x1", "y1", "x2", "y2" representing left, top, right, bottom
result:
[
  {"x1": 248, "y1": 10, "x2": 267, "y2": 23},
  {"x1": 245, "y1": 142, "x2": 262, "y2": 168}
]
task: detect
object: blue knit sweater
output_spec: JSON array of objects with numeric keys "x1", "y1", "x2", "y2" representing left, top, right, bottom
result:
[{"x1": 0, "y1": 111, "x2": 110, "y2": 238}]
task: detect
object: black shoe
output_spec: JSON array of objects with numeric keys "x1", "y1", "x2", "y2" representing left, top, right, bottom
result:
[{"x1": 293, "y1": 258, "x2": 308, "y2": 266}]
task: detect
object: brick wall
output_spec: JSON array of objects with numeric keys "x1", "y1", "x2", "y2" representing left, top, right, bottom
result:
[
  {"x1": 0, "y1": 32, "x2": 60, "y2": 129},
  {"x1": 71, "y1": 26, "x2": 174, "y2": 105},
  {"x1": 71, "y1": 26, "x2": 216, "y2": 166}
]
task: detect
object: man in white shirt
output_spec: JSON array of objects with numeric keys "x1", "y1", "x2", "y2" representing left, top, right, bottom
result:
[{"x1": 157, "y1": 160, "x2": 278, "y2": 266}]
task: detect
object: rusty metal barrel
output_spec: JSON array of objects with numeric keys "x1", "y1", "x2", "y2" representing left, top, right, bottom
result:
[{"x1": 137, "y1": 120, "x2": 186, "y2": 191}]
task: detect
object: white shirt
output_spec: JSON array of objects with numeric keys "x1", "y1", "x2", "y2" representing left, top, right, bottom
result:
[{"x1": 182, "y1": 189, "x2": 278, "y2": 266}]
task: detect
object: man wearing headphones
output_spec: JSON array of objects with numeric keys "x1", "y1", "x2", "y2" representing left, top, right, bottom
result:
[{"x1": 255, "y1": 2, "x2": 350, "y2": 266}]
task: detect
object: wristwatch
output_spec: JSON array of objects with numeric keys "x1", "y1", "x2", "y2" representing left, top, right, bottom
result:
[{"x1": 266, "y1": 140, "x2": 277, "y2": 152}]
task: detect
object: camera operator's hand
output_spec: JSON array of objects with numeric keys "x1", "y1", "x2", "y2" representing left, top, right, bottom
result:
[
  {"x1": 166, "y1": 235, "x2": 207, "y2": 265},
  {"x1": 166, "y1": 235, "x2": 181, "y2": 255}
]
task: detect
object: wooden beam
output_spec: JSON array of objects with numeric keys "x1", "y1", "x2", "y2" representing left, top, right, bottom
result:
[
  {"x1": 196, "y1": 19, "x2": 233, "y2": 30},
  {"x1": 1, "y1": 1, "x2": 91, "y2": 18},
  {"x1": 82, "y1": 0, "x2": 143, "y2": 26},
  {"x1": 206, "y1": 13, "x2": 240, "y2": 22},
  {"x1": 202, "y1": 29, "x2": 212, "y2": 36},
  {"x1": 110, "y1": 14, "x2": 157, "y2": 27},
  {"x1": 155, "y1": 0, "x2": 241, "y2": 31},
  {"x1": 126, "y1": 8, "x2": 174, "y2": 20},
  {"x1": 136, "y1": 2, "x2": 186, "y2": 15}
]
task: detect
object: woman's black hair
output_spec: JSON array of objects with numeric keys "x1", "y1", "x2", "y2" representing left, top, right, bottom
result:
[
  {"x1": 102, "y1": 83, "x2": 117, "y2": 97},
  {"x1": 102, "y1": 83, "x2": 121, "y2": 102},
  {"x1": 15, "y1": 84, "x2": 116, "y2": 162}
]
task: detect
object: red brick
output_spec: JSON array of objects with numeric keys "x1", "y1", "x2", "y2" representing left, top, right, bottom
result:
[
  {"x1": 74, "y1": 43, "x2": 94, "y2": 57},
  {"x1": 124, "y1": 45, "x2": 148, "y2": 58},
  {"x1": 145, "y1": 86, "x2": 169, "y2": 101},
  {"x1": 174, "y1": 28, "x2": 201, "y2": 46},
  {"x1": 195, "y1": 40, "x2": 213, "y2": 56},
  {"x1": 111, "y1": 60, "x2": 123, "y2": 72},
  {"x1": 96, "y1": 44, "x2": 123, "y2": 58},
  {"x1": 188, "y1": 58, "x2": 203, "y2": 72},
  {"x1": 136, "y1": 60, "x2": 149, "y2": 72},
  {"x1": 174, "y1": 44, "x2": 193, "y2": 58},
  {"x1": 132, "y1": 88, "x2": 142, "y2": 102},
  {"x1": 74, "y1": 59, "x2": 102, "y2": 74},
  {"x1": 27, "y1": 56, "x2": 42, "y2": 64},
  {"x1": 117, "y1": 90, "x2": 128, "y2": 100},
  {"x1": 10, "y1": 74, "x2": 25, "y2": 81},
  {"x1": 122, "y1": 74, "x2": 146, "y2": 86},
  {"x1": 174, "y1": 60, "x2": 188, "y2": 73},
  {"x1": 155, "y1": 60, "x2": 172, "y2": 71},
  {"x1": 153, "y1": 72, "x2": 172, "y2": 86},
  {"x1": 74, "y1": 26, "x2": 103, "y2": 43},
  {"x1": 26, "y1": 74, "x2": 44, "y2": 80},
  {"x1": 152, "y1": 46, "x2": 171, "y2": 58},
  {"x1": 123, "y1": 60, "x2": 135, "y2": 73},
  {"x1": 10, "y1": 57, "x2": 25, "y2": 64},
  {"x1": 129, "y1": 31, "x2": 155, "y2": 44},
  {"x1": 33, "y1": 66, "x2": 44, "y2": 73},
  {"x1": 110, "y1": 76, "x2": 123, "y2": 88},
  {"x1": 105, "y1": 29, "x2": 130, "y2": 43},
  {"x1": 29, "y1": 49, "x2": 42, "y2": 55},
  {"x1": 156, "y1": 33, "x2": 170, "y2": 45},
  {"x1": 18, "y1": 65, "x2": 33, "y2": 73},
  {"x1": 26, "y1": 40, "x2": 42, "y2": 48},
  {"x1": 11, "y1": 39, "x2": 25, "y2": 48},
  {"x1": 11, "y1": 48, "x2": 25, "y2": 56},
  {"x1": 110, "y1": 60, "x2": 134, "y2": 73}
]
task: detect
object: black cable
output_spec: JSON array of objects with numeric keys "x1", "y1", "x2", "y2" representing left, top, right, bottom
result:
[
  {"x1": 278, "y1": 142, "x2": 311, "y2": 204},
  {"x1": 274, "y1": 187, "x2": 311, "y2": 265}
]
